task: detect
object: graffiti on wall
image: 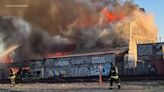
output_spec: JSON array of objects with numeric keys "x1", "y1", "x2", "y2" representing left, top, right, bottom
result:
[
  {"x1": 147, "y1": 63, "x2": 156, "y2": 74},
  {"x1": 69, "y1": 64, "x2": 111, "y2": 77},
  {"x1": 45, "y1": 67, "x2": 67, "y2": 78},
  {"x1": 90, "y1": 64, "x2": 110, "y2": 76},
  {"x1": 45, "y1": 68, "x2": 55, "y2": 78},
  {"x1": 44, "y1": 54, "x2": 115, "y2": 77},
  {"x1": 138, "y1": 43, "x2": 164, "y2": 61},
  {"x1": 91, "y1": 56, "x2": 106, "y2": 64},
  {"x1": 91, "y1": 55, "x2": 115, "y2": 64},
  {"x1": 155, "y1": 44, "x2": 164, "y2": 56},
  {"x1": 70, "y1": 65, "x2": 90, "y2": 77},
  {"x1": 138, "y1": 44, "x2": 153, "y2": 56},
  {"x1": 102, "y1": 64, "x2": 110, "y2": 75},
  {"x1": 70, "y1": 57, "x2": 88, "y2": 65},
  {"x1": 54, "y1": 58, "x2": 69, "y2": 66},
  {"x1": 45, "y1": 59, "x2": 55, "y2": 67},
  {"x1": 90, "y1": 65, "x2": 99, "y2": 76}
]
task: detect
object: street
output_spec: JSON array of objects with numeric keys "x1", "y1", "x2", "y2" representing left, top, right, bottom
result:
[{"x1": 0, "y1": 81, "x2": 164, "y2": 92}]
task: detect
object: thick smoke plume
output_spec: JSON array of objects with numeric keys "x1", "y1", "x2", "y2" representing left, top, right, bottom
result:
[
  {"x1": 0, "y1": 0, "x2": 157, "y2": 63},
  {"x1": 0, "y1": 17, "x2": 73, "y2": 62}
]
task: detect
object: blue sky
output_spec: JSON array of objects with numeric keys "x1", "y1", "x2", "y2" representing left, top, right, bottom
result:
[{"x1": 134, "y1": 0, "x2": 164, "y2": 39}]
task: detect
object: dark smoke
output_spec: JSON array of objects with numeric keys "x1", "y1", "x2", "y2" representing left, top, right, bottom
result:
[
  {"x1": 23, "y1": 0, "x2": 94, "y2": 35},
  {"x1": 0, "y1": 16, "x2": 30, "y2": 48},
  {"x1": 0, "y1": 0, "x2": 157, "y2": 63},
  {"x1": 0, "y1": 16, "x2": 73, "y2": 62}
]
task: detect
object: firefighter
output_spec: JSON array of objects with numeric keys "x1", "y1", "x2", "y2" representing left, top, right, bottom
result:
[
  {"x1": 9, "y1": 71, "x2": 16, "y2": 87},
  {"x1": 109, "y1": 63, "x2": 121, "y2": 89}
]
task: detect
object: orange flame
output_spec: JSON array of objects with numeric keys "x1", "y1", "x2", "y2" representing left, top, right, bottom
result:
[
  {"x1": 72, "y1": 15, "x2": 98, "y2": 28},
  {"x1": 0, "y1": 54, "x2": 12, "y2": 64},
  {"x1": 102, "y1": 7, "x2": 125, "y2": 23},
  {"x1": 0, "y1": 45, "x2": 19, "y2": 64},
  {"x1": 0, "y1": 45, "x2": 19, "y2": 57},
  {"x1": 46, "y1": 52, "x2": 68, "y2": 58}
]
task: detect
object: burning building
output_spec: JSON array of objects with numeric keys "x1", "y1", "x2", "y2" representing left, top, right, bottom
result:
[
  {"x1": 99, "y1": 6, "x2": 157, "y2": 68},
  {"x1": 0, "y1": 0, "x2": 158, "y2": 78},
  {"x1": 116, "y1": 18, "x2": 157, "y2": 68}
]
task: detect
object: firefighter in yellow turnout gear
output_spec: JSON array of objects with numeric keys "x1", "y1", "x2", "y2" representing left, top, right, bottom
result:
[
  {"x1": 9, "y1": 72, "x2": 16, "y2": 87},
  {"x1": 109, "y1": 63, "x2": 121, "y2": 89},
  {"x1": 9, "y1": 67, "x2": 19, "y2": 87}
]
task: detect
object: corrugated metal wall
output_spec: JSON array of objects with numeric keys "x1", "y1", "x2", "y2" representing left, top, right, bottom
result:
[
  {"x1": 116, "y1": 61, "x2": 164, "y2": 76},
  {"x1": 1, "y1": 53, "x2": 164, "y2": 79},
  {"x1": 40, "y1": 54, "x2": 115, "y2": 78},
  {"x1": 150, "y1": 61, "x2": 164, "y2": 75}
]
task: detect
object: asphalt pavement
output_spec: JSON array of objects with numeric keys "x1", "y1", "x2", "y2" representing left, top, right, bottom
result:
[{"x1": 0, "y1": 81, "x2": 164, "y2": 92}]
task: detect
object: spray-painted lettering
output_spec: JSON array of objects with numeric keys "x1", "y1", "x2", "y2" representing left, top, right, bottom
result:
[
  {"x1": 70, "y1": 66, "x2": 90, "y2": 77},
  {"x1": 54, "y1": 59, "x2": 69, "y2": 66},
  {"x1": 70, "y1": 57, "x2": 87, "y2": 65},
  {"x1": 91, "y1": 56, "x2": 106, "y2": 64}
]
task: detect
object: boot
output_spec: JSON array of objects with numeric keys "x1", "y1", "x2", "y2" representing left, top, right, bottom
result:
[
  {"x1": 118, "y1": 84, "x2": 121, "y2": 89},
  {"x1": 109, "y1": 86, "x2": 113, "y2": 89}
]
